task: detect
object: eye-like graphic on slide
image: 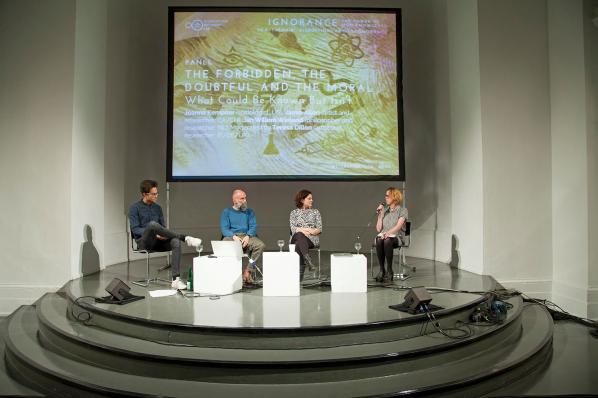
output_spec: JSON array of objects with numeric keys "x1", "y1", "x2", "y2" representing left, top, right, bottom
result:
[{"x1": 169, "y1": 9, "x2": 403, "y2": 180}]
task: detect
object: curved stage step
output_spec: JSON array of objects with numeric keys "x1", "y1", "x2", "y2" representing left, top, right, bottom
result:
[
  {"x1": 61, "y1": 288, "x2": 492, "y2": 346},
  {"x1": 2, "y1": 259, "x2": 554, "y2": 397},
  {"x1": 39, "y1": 293, "x2": 522, "y2": 364},
  {"x1": 4, "y1": 295, "x2": 553, "y2": 397}
]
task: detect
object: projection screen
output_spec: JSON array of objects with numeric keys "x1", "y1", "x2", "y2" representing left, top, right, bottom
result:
[{"x1": 167, "y1": 8, "x2": 404, "y2": 181}]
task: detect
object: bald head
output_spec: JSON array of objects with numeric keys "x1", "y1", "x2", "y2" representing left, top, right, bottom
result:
[
  {"x1": 232, "y1": 189, "x2": 247, "y2": 210},
  {"x1": 232, "y1": 189, "x2": 245, "y2": 199}
]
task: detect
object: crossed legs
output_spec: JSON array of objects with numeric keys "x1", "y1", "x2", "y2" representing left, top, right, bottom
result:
[
  {"x1": 137, "y1": 221, "x2": 184, "y2": 279},
  {"x1": 291, "y1": 232, "x2": 315, "y2": 281}
]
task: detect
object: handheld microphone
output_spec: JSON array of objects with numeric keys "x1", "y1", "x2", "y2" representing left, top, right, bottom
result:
[{"x1": 376, "y1": 202, "x2": 385, "y2": 214}]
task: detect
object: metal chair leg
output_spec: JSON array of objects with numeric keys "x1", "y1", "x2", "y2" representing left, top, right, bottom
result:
[
  {"x1": 304, "y1": 248, "x2": 320, "y2": 281},
  {"x1": 132, "y1": 252, "x2": 170, "y2": 287},
  {"x1": 402, "y1": 250, "x2": 416, "y2": 272},
  {"x1": 132, "y1": 253, "x2": 151, "y2": 287},
  {"x1": 394, "y1": 247, "x2": 410, "y2": 281},
  {"x1": 158, "y1": 264, "x2": 171, "y2": 271},
  {"x1": 317, "y1": 248, "x2": 321, "y2": 280},
  {"x1": 251, "y1": 261, "x2": 263, "y2": 283},
  {"x1": 370, "y1": 247, "x2": 374, "y2": 278}
]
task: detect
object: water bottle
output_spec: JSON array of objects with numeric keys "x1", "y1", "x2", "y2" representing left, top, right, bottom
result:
[{"x1": 187, "y1": 265, "x2": 193, "y2": 291}]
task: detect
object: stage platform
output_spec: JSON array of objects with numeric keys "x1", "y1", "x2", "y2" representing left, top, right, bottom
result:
[
  {"x1": 65, "y1": 256, "x2": 494, "y2": 329},
  {"x1": 2, "y1": 253, "x2": 554, "y2": 397}
]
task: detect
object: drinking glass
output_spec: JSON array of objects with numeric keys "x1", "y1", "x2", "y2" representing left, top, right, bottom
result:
[
  {"x1": 277, "y1": 240, "x2": 285, "y2": 252},
  {"x1": 354, "y1": 241, "x2": 362, "y2": 254}
]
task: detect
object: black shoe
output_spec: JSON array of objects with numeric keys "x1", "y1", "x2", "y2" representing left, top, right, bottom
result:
[
  {"x1": 304, "y1": 254, "x2": 315, "y2": 271},
  {"x1": 375, "y1": 269, "x2": 386, "y2": 282},
  {"x1": 388, "y1": 268, "x2": 395, "y2": 281},
  {"x1": 382, "y1": 270, "x2": 395, "y2": 284}
]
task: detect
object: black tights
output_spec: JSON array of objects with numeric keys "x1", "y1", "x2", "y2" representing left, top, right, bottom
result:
[{"x1": 375, "y1": 236, "x2": 399, "y2": 273}]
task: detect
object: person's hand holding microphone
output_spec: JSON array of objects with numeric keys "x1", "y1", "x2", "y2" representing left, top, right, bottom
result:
[
  {"x1": 376, "y1": 203, "x2": 385, "y2": 216},
  {"x1": 376, "y1": 203, "x2": 388, "y2": 238}
]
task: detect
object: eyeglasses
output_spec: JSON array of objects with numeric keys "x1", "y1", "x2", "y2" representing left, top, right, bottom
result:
[{"x1": 146, "y1": 192, "x2": 159, "y2": 196}]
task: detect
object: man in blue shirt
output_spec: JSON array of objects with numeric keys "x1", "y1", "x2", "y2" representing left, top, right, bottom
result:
[
  {"x1": 129, "y1": 180, "x2": 201, "y2": 290},
  {"x1": 220, "y1": 189, "x2": 266, "y2": 283}
]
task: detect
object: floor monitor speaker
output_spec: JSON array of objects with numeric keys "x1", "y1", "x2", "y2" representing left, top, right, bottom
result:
[
  {"x1": 105, "y1": 278, "x2": 132, "y2": 301},
  {"x1": 404, "y1": 287, "x2": 432, "y2": 310}
]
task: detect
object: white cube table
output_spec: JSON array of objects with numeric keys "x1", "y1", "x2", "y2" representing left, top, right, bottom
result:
[
  {"x1": 263, "y1": 251, "x2": 300, "y2": 296},
  {"x1": 193, "y1": 255, "x2": 242, "y2": 296},
  {"x1": 330, "y1": 253, "x2": 367, "y2": 293}
]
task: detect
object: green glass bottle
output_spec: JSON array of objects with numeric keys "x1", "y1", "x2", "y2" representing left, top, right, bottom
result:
[{"x1": 187, "y1": 265, "x2": 193, "y2": 291}]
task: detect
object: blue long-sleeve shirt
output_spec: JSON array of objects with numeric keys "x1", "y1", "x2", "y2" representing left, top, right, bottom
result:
[
  {"x1": 220, "y1": 207, "x2": 257, "y2": 237},
  {"x1": 129, "y1": 200, "x2": 165, "y2": 239}
]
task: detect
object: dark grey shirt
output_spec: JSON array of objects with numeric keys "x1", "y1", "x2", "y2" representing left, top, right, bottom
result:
[{"x1": 128, "y1": 200, "x2": 165, "y2": 239}]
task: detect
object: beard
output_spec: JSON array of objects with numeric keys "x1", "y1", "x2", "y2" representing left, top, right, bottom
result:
[{"x1": 233, "y1": 202, "x2": 247, "y2": 211}]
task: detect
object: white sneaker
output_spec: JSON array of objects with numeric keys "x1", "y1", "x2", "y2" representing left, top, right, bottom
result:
[
  {"x1": 185, "y1": 236, "x2": 202, "y2": 247},
  {"x1": 171, "y1": 277, "x2": 186, "y2": 290}
]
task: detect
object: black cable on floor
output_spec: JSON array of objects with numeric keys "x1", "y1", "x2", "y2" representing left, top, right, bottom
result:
[
  {"x1": 520, "y1": 294, "x2": 597, "y2": 329},
  {"x1": 422, "y1": 305, "x2": 473, "y2": 340},
  {"x1": 71, "y1": 295, "x2": 99, "y2": 325}
]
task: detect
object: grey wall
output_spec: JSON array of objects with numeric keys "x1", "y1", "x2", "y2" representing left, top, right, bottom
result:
[
  {"x1": 446, "y1": 0, "x2": 484, "y2": 275},
  {"x1": 0, "y1": 0, "x2": 75, "y2": 314},
  {"x1": 103, "y1": 0, "x2": 131, "y2": 266},
  {"x1": 71, "y1": 0, "x2": 107, "y2": 277},
  {"x1": 584, "y1": 0, "x2": 598, "y2": 316},
  {"x1": 430, "y1": 1, "x2": 453, "y2": 268},
  {"x1": 442, "y1": 0, "x2": 595, "y2": 316},
  {"x1": 548, "y1": 0, "x2": 593, "y2": 316},
  {"x1": 478, "y1": 0, "x2": 552, "y2": 287},
  {"x1": 0, "y1": 0, "x2": 130, "y2": 313}
]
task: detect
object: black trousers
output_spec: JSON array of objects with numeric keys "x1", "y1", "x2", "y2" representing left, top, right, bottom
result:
[
  {"x1": 137, "y1": 221, "x2": 184, "y2": 279},
  {"x1": 375, "y1": 236, "x2": 399, "y2": 272},
  {"x1": 291, "y1": 232, "x2": 315, "y2": 265},
  {"x1": 291, "y1": 232, "x2": 315, "y2": 280}
]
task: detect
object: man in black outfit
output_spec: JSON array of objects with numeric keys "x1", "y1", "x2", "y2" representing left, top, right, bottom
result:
[{"x1": 128, "y1": 180, "x2": 201, "y2": 289}]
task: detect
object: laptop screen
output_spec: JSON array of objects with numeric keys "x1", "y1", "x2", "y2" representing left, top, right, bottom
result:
[{"x1": 211, "y1": 240, "x2": 244, "y2": 258}]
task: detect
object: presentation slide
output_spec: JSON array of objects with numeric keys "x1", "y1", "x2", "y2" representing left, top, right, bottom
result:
[{"x1": 168, "y1": 8, "x2": 404, "y2": 180}]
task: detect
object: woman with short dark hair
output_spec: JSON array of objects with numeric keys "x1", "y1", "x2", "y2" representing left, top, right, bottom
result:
[{"x1": 290, "y1": 189, "x2": 322, "y2": 281}]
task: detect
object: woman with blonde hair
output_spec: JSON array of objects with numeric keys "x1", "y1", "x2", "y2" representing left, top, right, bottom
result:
[{"x1": 374, "y1": 187, "x2": 408, "y2": 283}]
